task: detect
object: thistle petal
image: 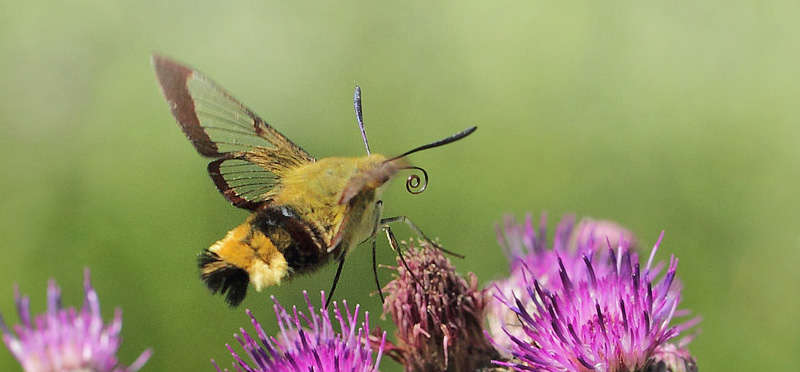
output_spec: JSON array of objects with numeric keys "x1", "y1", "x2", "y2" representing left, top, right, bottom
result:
[
  {"x1": 214, "y1": 291, "x2": 383, "y2": 372},
  {"x1": 487, "y1": 214, "x2": 699, "y2": 372}
]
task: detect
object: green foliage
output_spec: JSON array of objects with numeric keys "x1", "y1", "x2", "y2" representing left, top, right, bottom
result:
[{"x1": 1, "y1": 1, "x2": 798, "y2": 371}]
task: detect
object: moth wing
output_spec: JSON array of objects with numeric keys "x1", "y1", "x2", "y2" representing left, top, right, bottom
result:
[{"x1": 153, "y1": 55, "x2": 315, "y2": 210}]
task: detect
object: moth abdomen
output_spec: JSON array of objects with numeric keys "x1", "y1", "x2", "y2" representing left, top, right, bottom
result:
[
  {"x1": 252, "y1": 206, "x2": 332, "y2": 275},
  {"x1": 198, "y1": 205, "x2": 332, "y2": 306},
  {"x1": 198, "y1": 250, "x2": 249, "y2": 306}
]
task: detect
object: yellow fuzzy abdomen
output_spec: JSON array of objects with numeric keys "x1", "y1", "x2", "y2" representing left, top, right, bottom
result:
[{"x1": 207, "y1": 219, "x2": 290, "y2": 291}]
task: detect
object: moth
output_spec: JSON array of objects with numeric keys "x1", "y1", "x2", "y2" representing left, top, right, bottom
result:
[{"x1": 152, "y1": 55, "x2": 475, "y2": 306}]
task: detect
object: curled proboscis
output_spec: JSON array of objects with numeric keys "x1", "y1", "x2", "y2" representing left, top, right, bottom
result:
[{"x1": 403, "y1": 166, "x2": 429, "y2": 195}]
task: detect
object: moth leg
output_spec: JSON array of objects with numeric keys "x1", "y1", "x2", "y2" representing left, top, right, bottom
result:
[
  {"x1": 379, "y1": 215, "x2": 465, "y2": 259},
  {"x1": 365, "y1": 200, "x2": 384, "y2": 244},
  {"x1": 364, "y1": 200, "x2": 387, "y2": 302},
  {"x1": 382, "y1": 225, "x2": 422, "y2": 288},
  {"x1": 325, "y1": 255, "x2": 345, "y2": 309},
  {"x1": 371, "y1": 238, "x2": 385, "y2": 303}
]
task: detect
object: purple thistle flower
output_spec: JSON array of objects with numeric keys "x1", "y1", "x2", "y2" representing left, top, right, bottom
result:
[
  {"x1": 496, "y1": 214, "x2": 635, "y2": 292},
  {"x1": 213, "y1": 291, "x2": 384, "y2": 372},
  {"x1": 380, "y1": 240, "x2": 499, "y2": 372},
  {"x1": 487, "y1": 214, "x2": 636, "y2": 354},
  {"x1": 488, "y1": 214, "x2": 700, "y2": 372},
  {"x1": 0, "y1": 269, "x2": 152, "y2": 372}
]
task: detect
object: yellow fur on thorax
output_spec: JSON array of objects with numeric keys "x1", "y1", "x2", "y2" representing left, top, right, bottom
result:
[
  {"x1": 272, "y1": 155, "x2": 389, "y2": 250},
  {"x1": 207, "y1": 217, "x2": 289, "y2": 292},
  {"x1": 275, "y1": 155, "x2": 388, "y2": 204}
]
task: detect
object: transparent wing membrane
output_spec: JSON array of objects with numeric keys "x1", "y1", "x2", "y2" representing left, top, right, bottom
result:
[
  {"x1": 208, "y1": 158, "x2": 277, "y2": 208},
  {"x1": 153, "y1": 55, "x2": 315, "y2": 210},
  {"x1": 187, "y1": 77, "x2": 285, "y2": 154}
]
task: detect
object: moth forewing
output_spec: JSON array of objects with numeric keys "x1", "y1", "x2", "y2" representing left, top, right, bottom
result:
[{"x1": 153, "y1": 55, "x2": 314, "y2": 210}]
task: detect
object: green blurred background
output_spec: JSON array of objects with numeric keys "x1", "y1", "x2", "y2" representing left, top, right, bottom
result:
[{"x1": 1, "y1": 1, "x2": 798, "y2": 371}]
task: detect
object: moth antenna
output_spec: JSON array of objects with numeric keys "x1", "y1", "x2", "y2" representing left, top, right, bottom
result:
[
  {"x1": 387, "y1": 126, "x2": 477, "y2": 162},
  {"x1": 402, "y1": 166, "x2": 429, "y2": 195},
  {"x1": 353, "y1": 84, "x2": 371, "y2": 155}
]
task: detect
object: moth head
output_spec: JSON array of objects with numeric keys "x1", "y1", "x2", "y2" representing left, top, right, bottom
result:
[
  {"x1": 338, "y1": 126, "x2": 477, "y2": 206},
  {"x1": 338, "y1": 85, "x2": 476, "y2": 206}
]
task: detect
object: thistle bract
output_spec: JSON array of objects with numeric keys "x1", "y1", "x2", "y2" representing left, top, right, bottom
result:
[{"x1": 380, "y1": 240, "x2": 499, "y2": 372}]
